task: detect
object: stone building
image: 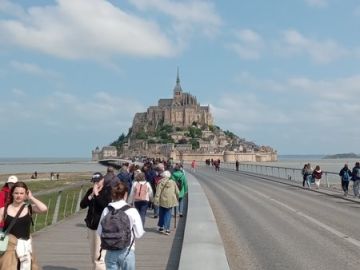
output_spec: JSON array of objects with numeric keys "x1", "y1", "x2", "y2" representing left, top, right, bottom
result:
[
  {"x1": 92, "y1": 146, "x2": 117, "y2": 161},
  {"x1": 131, "y1": 70, "x2": 213, "y2": 135}
]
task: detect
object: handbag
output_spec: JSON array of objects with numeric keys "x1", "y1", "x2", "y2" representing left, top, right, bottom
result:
[{"x1": 0, "y1": 203, "x2": 27, "y2": 255}]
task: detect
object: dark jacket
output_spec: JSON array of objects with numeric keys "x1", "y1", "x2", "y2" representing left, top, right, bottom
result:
[
  {"x1": 351, "y1": 166, "x2": 360, "y2": 181},
  {"x1": 80, "y1": 187, "x2": 111, "y2": 230},
  {"x1": 339, "y1": 167, "x2": 352, "y2": 181}
]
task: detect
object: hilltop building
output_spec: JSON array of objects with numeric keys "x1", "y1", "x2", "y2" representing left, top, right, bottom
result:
[
  {"x1": 92, "y1": 70, "x2": 277, "y2": 162},
  {"x1": 131, "y1": 69, "x2": 213, "y2": 134}
]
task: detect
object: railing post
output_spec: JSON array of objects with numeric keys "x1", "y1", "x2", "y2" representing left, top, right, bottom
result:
[
  {"x1": 76, "y1": 186, "x2": 84, "y2": 213},
  {"x1": 45, "y1": 199, "x2": 51, "y2": 226},
  {"x1": 325, "y1": 172, "x2": 329, "y2": 188},
  {"x1": 52, "y1": 191, "x2": 62, "y2": 225}
]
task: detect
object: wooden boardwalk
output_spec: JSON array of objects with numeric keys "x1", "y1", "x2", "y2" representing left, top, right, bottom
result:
[{"x1": 32, "y1": 209, "x2": 185, "y2": 270}]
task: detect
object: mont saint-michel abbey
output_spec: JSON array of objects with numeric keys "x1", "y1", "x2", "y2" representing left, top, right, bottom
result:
[
  {"x1": 92, "y1": 71, "x2": 277, "y2": 163},
  {"x1": 131, "y1": 71, "x2": 213, "y2": 134}
]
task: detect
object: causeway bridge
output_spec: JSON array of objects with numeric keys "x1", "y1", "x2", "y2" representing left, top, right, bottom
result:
[{"x1": 33, "y1": 164, "x2": 360, "y2": 270}]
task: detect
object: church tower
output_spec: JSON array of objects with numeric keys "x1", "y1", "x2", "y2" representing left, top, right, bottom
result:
[{"x1": 173, "y1": 67, "x2": 183, "y2": 102}]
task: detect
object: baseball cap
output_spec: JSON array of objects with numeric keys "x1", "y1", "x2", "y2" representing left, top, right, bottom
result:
[
  {"x1": 91, "y1": 172, "x2": 104, "y2": 182},
  {"x1": 7, "y1": 175, "x2": 18, "y2": 183}
]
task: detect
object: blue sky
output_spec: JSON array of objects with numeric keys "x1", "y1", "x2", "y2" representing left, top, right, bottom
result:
[{"x1": 1, "y1": 0, "x2": 360, "y2": 158}]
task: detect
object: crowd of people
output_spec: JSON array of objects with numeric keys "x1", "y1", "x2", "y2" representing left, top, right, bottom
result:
[
  {"x1": 301, "y1": 162, "x2": 360, "y2": 197},
  {"x1": 80, "y1": 159, "x2": 188, "y2": 270}
]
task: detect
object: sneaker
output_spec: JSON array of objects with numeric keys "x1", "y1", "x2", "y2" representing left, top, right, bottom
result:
[
  {"x1": 179, "y1": 214, "x2": 183, "y2": 217},
  {"x1": 154, "y1": 215, "x2": 158, "y2": 218},
  {"x1": 164, "y1": 230, "x2": 170, "y2": 235},
  {"x1": 158, "y1": 227, "x2": 164, "y2": 233}
]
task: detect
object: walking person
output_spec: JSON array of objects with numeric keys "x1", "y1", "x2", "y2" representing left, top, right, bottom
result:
[
  {"x1": 0, "y1": 176, "x2": 18, "y2": 229},
  {"x1": 171, "y1": 164, "x2": 188, "y2": 217},
  {"x1": 191, "y1": 160, "x2": 196, "y2": 172},
  {"x1": 312, "y1": 165, "x2": 323, "y2": 189},
  {"x1": 80, "y1": 172, "x2": 112, "y2": 270},
  {"x1": 303, "y1": 164, "x2": 313, "y2": 189},
  {"x1": 154, "y1": 171, "x2": 179, "y2": 235},
  {"x1": 97, "y1": 182, "x2": 144, "y2": 270},
  {"x1": 0, "y1": 181, "x2": 48, "y2": 270},
  {"x1": 351, "y1": 162, "x2": 360, "y2": 198},
  {"x1": 339, "y1": 164, "x2": 352, "y2": 196},
  {"x1": 301, "y1": 164, "x2": 307, "y2": 187},
  {"x1": 127, "y1": 172, "x2": 153, "y2": 226},
  {"x1": 235, "y1": 160, "x2": 239, "y2": 171}
]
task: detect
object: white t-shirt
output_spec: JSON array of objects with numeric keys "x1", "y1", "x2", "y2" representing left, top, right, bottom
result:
[{"x1": 97, "y1": 199, "x2": 145, "y2": 250}]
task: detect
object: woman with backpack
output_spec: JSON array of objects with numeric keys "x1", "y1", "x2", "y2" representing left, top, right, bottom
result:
[
  {"x1": 0, "y1": 181, "x2": 48, "y2": 270},
  {"x1": 339, "y1": 164, "x2": 352, "y2": 196},
  {"x1": 127, "y1": 171, "x2": 153, "y2": 226},
  {"x1": 97, "y1": 182, "x2": 144, "y2": 270}
]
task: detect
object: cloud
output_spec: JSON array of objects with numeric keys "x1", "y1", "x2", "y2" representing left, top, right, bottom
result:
[
  {"x1": 304, "y1": 0, "x2": 329, "y2": 8},
  {"x1": 10, "y1": 60, "x2": 60, "y2": 78},
  {"x1": 0, "y1": 90, "x2": 145, "y2": 134},
  {"x1": 128, "y1": 0, "x2": 222, "y2": 37},
  {"x1": 226, "y1": 29, "x2": 264, "y2": 60},
  {"x1": 210, "y1": 73, "x2": 360, "y2": 152},
  {"x1": 0, "y1": 0, "x2": 176, "y2": 60},
  {"x1": 280, "y1": 30, "x2": 348, "y2": 63}
]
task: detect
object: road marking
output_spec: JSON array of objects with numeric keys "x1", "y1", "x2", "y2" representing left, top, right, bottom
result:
[{"x1": 240, "y1": 184, "x2": 360, "y2": 249}]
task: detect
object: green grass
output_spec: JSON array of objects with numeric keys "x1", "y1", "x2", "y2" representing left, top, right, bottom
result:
[
  {"x1": 31, "y1": 184, "x2": 91, "y2": 232},
  {"x1": 27, "y1": 178, "x2": 90, "y2": 193}
]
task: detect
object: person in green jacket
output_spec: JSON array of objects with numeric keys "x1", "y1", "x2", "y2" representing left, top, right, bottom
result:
[{"x1": 171, "y1": 164, "x2": 188, "y2": 217}]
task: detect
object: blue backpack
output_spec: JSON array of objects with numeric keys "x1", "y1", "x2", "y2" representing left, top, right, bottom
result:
[{"x1": 342, "y1": 170, "x2": 350, "y2": 181}]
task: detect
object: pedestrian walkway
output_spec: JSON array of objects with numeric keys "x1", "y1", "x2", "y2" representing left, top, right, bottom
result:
[{"x1": 32, "y1": 209, "x2": 185, "y2": 270}]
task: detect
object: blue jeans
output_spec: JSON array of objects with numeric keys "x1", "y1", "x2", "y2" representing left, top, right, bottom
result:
[
  {"x1": 353, "y1": 180, "x2": 360, "y2": 196},
  {"x1": 177, "y1": 197, "x2": 184, "y2": 215},
  {"x1": 158, "y1": 206, "x2": 172, "y2": 230},
  {"x1": 134, "y1": 200, "x2": 148, "y2": 226},
  {"x1": 153, "y1": 204, "x2": 159, "y2": 217},
  {"x1": 105, "y1": 249, "x2": 135, "y2": 270}
]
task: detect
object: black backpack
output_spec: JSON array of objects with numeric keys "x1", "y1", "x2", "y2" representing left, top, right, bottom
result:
[{"x1": 100, "y1": 205, "x2": 133, "y2": 250}]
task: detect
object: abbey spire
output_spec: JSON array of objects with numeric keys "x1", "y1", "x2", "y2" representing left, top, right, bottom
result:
[{"x1": 173, "y1": 67, "x2": 183, "y2": 96}]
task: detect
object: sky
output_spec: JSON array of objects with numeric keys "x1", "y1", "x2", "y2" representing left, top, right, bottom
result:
[{"x1": 1, "y1": 0, "x2": 360, "y2": 158}]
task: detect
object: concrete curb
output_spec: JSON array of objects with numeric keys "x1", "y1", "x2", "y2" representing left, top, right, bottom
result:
[{"x1": 178, "y1": 172, "x2": 230, "y2": 270}]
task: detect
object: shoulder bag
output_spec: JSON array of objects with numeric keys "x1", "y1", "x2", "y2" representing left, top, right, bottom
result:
[{"x1": 0, "y1": 203, "x2": 27, "y2": 255}]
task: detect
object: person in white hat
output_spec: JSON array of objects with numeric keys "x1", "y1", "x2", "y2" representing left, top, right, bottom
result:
[{"x1": 0, "y1": 176, "x2": 19, "y2": 227}]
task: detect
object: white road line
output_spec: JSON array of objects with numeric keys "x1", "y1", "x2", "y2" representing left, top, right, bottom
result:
[{"x1": 240, "y1": 184, "x2": 360, "y2": 249}]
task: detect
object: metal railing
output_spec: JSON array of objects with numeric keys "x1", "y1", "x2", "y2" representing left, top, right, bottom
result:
[
  {"x1": 212, "y1": 162, "x2": 342, "y2": 188},
  {"x1": 32, "y1": 184, "x2": 86, "y2": 232}
]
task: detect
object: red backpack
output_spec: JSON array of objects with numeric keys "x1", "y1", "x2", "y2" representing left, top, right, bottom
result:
[{"x1": 134, "y1": 182, "x2": 148, "y2": 201}]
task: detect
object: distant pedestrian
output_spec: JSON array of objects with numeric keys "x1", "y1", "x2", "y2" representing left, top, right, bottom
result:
[
  {"x1": 191, "y1": 160, "x2": 196, "y2": 172},
  {"x1": 214, "y1": 160, "x2": 220, "y2": 171},
  {"x1": 0, "y1": 175, "x2": 18, "y2": 228},
  {"x1": 339, "y1": 164, "x2": 352, "y2": 196},
  {"x1": 351, "y1": 162, "x2": 360, "y2": 198},
  {"x1": 154, "y1": 171, "x2": 179, "y2": 235},
  {"x1": 104, "y1": 166, "x2": 120, "y2": 188},
  {"x1": 127, "y1": 172, "x2": 153, "y2": 226},
  {"x1": 97, "y1": 182, "x2": 144, "y2": 270},
  {"x1": 303, "y1": 164, "x2": 313, "y2": 188},
  {"x1": 312, "y1": 165, "x2": 323, "y2": 189},
  {"x1": 235, "y1": 160, "x2": 239, "y2": 171},
  {"x1": 34, "y1": 171, "x2": 37, "y2": 179},
  {"x1": 80, "y1": 172, "x2": 112, "y2": 270},
  {"x1": 50, "y1": 172, "x2": 54, "y2": 181},
  {"x1": 56, "y1": 173, "x2": 60, "y2": 180}
]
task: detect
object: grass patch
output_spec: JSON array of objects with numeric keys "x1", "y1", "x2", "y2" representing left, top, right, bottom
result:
[{"x1": 31, "y1": 184, "x2": 91, "y2": 232}]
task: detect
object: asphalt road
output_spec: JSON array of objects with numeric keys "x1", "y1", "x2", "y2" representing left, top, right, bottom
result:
[{"x1": 192, "y1": 167, "x2": 360, "y2": 270}]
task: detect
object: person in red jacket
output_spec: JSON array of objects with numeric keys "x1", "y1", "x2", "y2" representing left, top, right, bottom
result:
[{"x1": 0, "y1": 175, "x2": 18, "y2": 228}]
